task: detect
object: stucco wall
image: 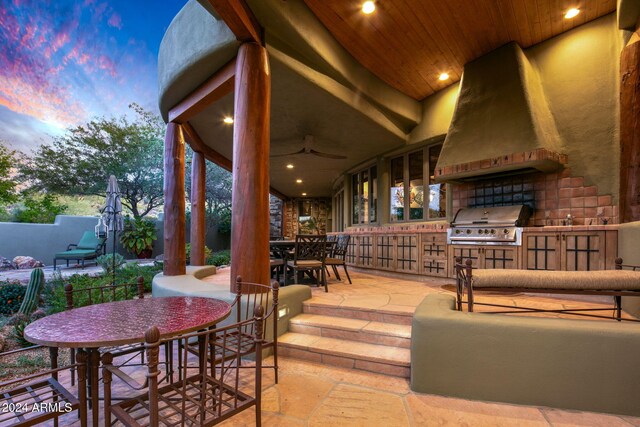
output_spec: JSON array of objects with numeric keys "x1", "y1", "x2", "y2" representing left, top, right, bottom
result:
[
  {"x1": 0, "y1": 215, "x2": 115, "y2": 266},
  {"x1": 528, "y1": 13, "x2": 622, "y2": 200}
]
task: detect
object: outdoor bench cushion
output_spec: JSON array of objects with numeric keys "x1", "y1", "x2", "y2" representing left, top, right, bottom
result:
[
  {"x1": 55, "y1": 249, "x2": 100, "y2": 259},
  {"x1": 287, "y1": 260, "x2": 323, "y2": 267},
  {"x1": 471, "y1": 269, "x2": 640, "y2": 291}
]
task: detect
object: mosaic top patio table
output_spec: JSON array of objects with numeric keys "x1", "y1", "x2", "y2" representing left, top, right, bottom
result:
[{"x1": 24, "y1": 296, "x2": 232, "y2": 426}]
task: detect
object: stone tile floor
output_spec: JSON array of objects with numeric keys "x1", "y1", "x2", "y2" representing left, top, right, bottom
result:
[{"x1": 23, "y1": 268, "x2": 640, "y2": 425}]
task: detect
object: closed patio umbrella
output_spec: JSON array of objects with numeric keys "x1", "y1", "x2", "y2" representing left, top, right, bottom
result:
[{"x1": 103, "y1": 175, "x2": 124, "y2": 284}]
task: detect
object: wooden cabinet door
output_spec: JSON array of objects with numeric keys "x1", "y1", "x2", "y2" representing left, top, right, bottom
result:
[
  {"x1": 357, "y1": 235, "x2": 375, "y2": 268},
  {"x1": 395, "y1": 234, "x2": 419, "y2": 274},
  {"x1": 450, "y1": 246, "x2": 483, "y2": 271},
  {"x1": 375, "y1": 234, "x2": 395, "y2": 270},
  {"x1": 482, "y1": 246, "x2": 519, "y2": 269},
  {"x1": 421, "y1": 233, "x2": 448, "y2": 277},
  {"x1": 522, "y1": 233, "x2": 562, "y2": 270},
  {"x1": 561, "y1": 231, "x2": 605, "y2": 271}
]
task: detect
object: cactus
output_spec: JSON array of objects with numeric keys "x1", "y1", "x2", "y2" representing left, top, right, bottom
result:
[{"x1": 18, "y1": 268, "x2": 45, "y2": 316}]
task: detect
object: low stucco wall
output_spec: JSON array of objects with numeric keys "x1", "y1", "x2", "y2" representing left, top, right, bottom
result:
[
  {"x1": 411, "y1": 294, "x2": 640, "y2": 417},
  {"x1": 152, "y1": 266, "x2": 311, "y2": 338},
  {"x1": 0, "y1": 215, "x2": 111, "y2": 265},
  {"x1": 619, "y1": 221, "x2": 640, "y2": 317}
]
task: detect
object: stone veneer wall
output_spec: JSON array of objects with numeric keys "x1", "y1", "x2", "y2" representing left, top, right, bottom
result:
[
  {"x1": 451, "y1": 167, "x2": 618, "y2": 226},
  {"x1": 283, "y1": 198, "x2": 330, "y2": 238},
  {"x1": 269, "y1": 195, "x2": 283, "y2": 238}
]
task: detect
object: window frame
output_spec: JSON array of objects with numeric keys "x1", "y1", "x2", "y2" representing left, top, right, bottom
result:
[
  {"x1": 350, "y1": 164, "x2": 378, "y2": 226},
  {"x1": 389, "y1": 143, "x2": 446, "y2": 223}
]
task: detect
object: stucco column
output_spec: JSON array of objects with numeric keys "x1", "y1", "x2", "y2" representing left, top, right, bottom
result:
[
  {"x1": 342, "y1": 173, "x2": 351, "y2": 228},
  {"x1": 163, "y1": 122, "x2": 186, "y2": 276},
  {"x1": 230, "y1": 42, "x2": 271, "y2": 290},
  {"x1": 190, "y1": 150, "x2": 206, "y2": 266}
]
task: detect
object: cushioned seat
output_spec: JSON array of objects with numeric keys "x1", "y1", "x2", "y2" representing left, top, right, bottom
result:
[
  {"x1": 287, "y1": 260, "x2": 322, "y2": 267},
  {"x1": 324, "y1": 257, "x2": 343, "y2": 265},
  {"x1": 472, "y1": 269, "x2": 640, "y2": 290},
  {"x1": 54, "y1": 249, "x2": 100, "y2": 259}
]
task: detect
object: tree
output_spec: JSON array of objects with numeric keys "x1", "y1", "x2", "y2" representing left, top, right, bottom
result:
[
  {"x1": 0, "y1": 142, "x2": 20, "y2": 206},
  {"x1": 186, "y1": 150, "x2": 233, "y2": 234},
  {"x1": 21, "y1": 104, "x2": 164, "y2": 218}
]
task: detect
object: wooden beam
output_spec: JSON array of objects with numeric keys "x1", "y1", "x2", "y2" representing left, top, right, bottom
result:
[
  {"x1": 206, "y1": 0, "x2": 262, "y2": 44},
  {"x1": 168, "y1": 58, "x2": 236, "y2": 124},
  {"x1": 231, "y1": 42, "x2": 271, "y2": 290},
  {"x1": 163, "y1": 123, "x2": 187, "y2": 276},
  {"x1": 182, "y1": 121, "x2": 288, "y2": 200},
  {"x1": 182, "y1": 121, "x2": 232, "y2": 171},
  {"x1": 190, "y1": 151, "x2": 206, "y2": 266},
  {"x1": 620, "y1": 32, "x2": 640, "y2": 223}
]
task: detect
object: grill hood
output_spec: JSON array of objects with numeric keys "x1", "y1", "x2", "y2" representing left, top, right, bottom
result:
[{"x1": 435, "y1": 42, "x2": 566, "y2": 183}]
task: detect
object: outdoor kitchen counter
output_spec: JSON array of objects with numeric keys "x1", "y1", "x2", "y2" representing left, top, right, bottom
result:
[{"x1": 522, "y1": 224, "x2": 619, "y2": 232}]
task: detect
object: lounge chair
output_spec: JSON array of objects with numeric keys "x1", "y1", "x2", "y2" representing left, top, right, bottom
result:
[{"x1": 53, "y1": 231, "x2": 106, "y2": 270}]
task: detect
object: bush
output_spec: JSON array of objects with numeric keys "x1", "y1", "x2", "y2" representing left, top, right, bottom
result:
[
  {"x1": 186, "y1": 243, "x2": 213, "y2": 263},
  {"x1": 120, "y1": 217, "x2": 157, "y2": 256},
  {"x1": 97, "y1": 253, "x2": 126, "y2": 275},
  {"x1": 13, "y1": 193, "x2": 67, "y2": 224},
  {"x1": 11, "y1": 321, "x2": 31, "y2": 348},
  {"x1": 43, "y1": 263, "x2": 162, "y2": 314},
  {"x1": 207, "y1": 250, "x2": 231, "y2": 267},
  {"x1": 0, "y1": 282, "x2": 25, "y2": 315}
]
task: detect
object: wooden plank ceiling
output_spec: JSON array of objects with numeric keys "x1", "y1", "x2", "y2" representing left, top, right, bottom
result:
[{"x1": 303, "y1": 0, "x2": 616, "y2": 100}]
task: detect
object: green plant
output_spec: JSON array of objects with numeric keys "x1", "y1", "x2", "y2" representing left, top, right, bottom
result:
[
  {"x1": 11, "y1": 320, "x2": 31, "y2": 348},
  {"x1": 0, "y1": 282, "x2": 25, "y2": 315},
  {"x1": 186, "y1": 243, "x2": 213, "y2": 263},
  {"x1": 97, "y1": 253, "x2": 126, "y2": 275},
  {"x1": 207, "y1": 250, "x2": 231, "y2": 267},
  {"x1": 13, "y1": 193, "x2": 67, "y2": 223},
  {"x1": 18, "y1": 268, "x2": 44, "y2": 316},
  {"x1": 120, "y1": 217, "x2": 157, "y2": 256}
]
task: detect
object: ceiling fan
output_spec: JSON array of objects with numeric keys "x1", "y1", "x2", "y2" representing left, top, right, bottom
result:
[{"x1": 270, "y1": 134, "x2": 347, "y2": 160}]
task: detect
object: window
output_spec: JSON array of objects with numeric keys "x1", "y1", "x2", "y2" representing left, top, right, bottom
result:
[
  {"x1": 351, "y1": 165, "x2": 377, "y2": 225},
  {"x1": 390, "y1": 144, "x2": 446, "y2": 221}
]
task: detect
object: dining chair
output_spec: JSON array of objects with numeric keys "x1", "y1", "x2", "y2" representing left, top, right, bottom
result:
[
  {"x1": 325, "y1": 234, "x2": 352, "y2": 284},
  {"x1": 0, "y1": 346, "x2": 88, "y2": 426},
  {"x1": 102, "y1": 307, "x2": 265, "y2": 427},
  {"x1": 286, "y1": 234, "x2": 328, "y2": 292}
]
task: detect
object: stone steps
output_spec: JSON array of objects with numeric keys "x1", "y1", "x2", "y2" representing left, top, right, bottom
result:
[
  {"x1": 279, "y1": 332, "x2": 411, "y2": 378},
  {"x1": 302, "y1": 300, "x2": 414, "y2": 326},
  {"x1": 279, "y1": 299, "x2": 414, "y2": 378},
  {"x1": 288, "y1": 313, "x2": 411, "y2": 348}
]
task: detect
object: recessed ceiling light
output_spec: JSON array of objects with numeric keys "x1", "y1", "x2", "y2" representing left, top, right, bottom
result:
[
  {"x1": 438, "y1": 73, "x2": 449, "y2": 81},
  {"x1": 296, "y1": 179, "x2": 303, "y2": 183},
  {"x1": 564, "y1": 8, "x2": 579, "y2": 19},
  {"x1": 302, "y1": 192, "x2": 307, "y2": 196},
  {"x1": 223, "y1": 116, "x2": 234, "y2": 124},
  {"x1": 362, "y1": 1, "x2": 375, "y2": 14},
  {"x1": 286, "y1": 164, "x2": 294, "y2": 169}
]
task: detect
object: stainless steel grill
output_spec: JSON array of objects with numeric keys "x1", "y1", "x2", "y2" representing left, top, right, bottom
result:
[{"x1": 447, "y1": 205, "x2": 531, "y2": 246}]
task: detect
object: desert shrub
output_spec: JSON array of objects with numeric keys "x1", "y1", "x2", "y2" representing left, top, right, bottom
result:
[
  {"x1": 11, "y1": 320, "x2": 31, "y2": 347},
  {"x1": 207, "y1": 250, "x2": 231, "y2": 267},
  {"x1": 13, "y1": 193, "x2": 67, "y2": 224},
  {"x1": 186, "y1": 243, "x2": 213, "y2": 263},
  {"x1": 0, "y1": 282, "x2": 25, "y2": 315},
  {"x1": 97, "y1": 253, "x2": 126, "y2": 275},
  {"x1": 43, "y1": 263, "x2": 162, "y2": 314}
]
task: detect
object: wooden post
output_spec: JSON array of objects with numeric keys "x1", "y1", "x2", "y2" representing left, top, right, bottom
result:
[
  {"x1": 190, "y1": 150, "x2": 207, "y2": 266},
  {"x1": 164, "y1": 122, "x2": 187, "y2": 276},
  {"x1": 231, "y1": 42, "x2": 271, "y2": 291},
  {"x1": 620, "y1": 30, "x2": 640, "y2": 223}
]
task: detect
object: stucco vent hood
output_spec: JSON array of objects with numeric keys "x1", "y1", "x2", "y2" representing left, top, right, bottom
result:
[{"x1": 434, "y1": 42, "x2": 566, "y2": 183}]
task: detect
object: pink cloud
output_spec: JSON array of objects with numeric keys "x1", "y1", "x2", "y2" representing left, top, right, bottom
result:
[{"x1": 107, "y1": 13, "x2": 122, "y2": 29}]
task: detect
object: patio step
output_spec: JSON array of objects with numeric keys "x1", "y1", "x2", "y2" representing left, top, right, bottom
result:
[
  {"x1": 288, "y1": 313, "x2": 411, "y2": 348},
  {"x1": 278, "y1": 332, "x2": 411, "y2": 378},
  {"x1": 302, "y1": 300, "x2": 414, "y2": 326}
]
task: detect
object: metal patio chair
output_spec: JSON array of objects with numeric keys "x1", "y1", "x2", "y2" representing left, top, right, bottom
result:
[
  {"x1": 325, "y1": 234, "x2": 352, "y2": 284},
  {"x1": 286, "y1": 234, "x2": 327, "y2": 292}
]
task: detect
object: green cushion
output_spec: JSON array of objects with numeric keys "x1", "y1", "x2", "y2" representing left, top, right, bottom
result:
[
  {"x1": 76, "y1": 231, "x2": 104, "y2": 249},
  {"x1": 55, "y1": 249, "x2": 99, "y2": 259}
]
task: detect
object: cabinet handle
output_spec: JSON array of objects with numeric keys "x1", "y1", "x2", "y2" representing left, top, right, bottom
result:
[
  {"x1": 562, "y1": 235, "x2": 566, "y2": 241},
  {"x1": 556, "y1": 234, "x2": 560, "y2": 241}
]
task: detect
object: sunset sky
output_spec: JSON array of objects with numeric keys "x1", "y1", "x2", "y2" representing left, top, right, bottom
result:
[{"x1": 0, "y1": 0, "x2": 186, "y2": 151}]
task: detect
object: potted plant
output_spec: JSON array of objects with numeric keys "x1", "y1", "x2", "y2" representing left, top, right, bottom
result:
[{"x1": 120, "y1": 217, "x2": 157, "y2": 259}]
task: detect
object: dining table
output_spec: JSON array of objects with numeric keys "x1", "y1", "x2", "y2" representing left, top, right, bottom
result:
[
  {"x1": 24, "y1": 296, "x2": 232, "y2": 426},
  {"x1": 270, "y1": 239, "x2": 336, "y2": 285}
]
